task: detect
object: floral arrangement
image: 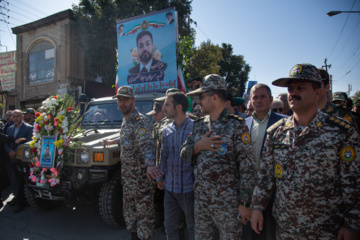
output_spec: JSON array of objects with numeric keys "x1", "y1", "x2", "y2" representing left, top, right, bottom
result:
[{"x1": 28, "y1": 95, "x2": 83, "y2": 187}]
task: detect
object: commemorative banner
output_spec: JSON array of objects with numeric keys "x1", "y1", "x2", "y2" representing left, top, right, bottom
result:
[
  {"x1": 116, "y1": 7, "x2": 178, "y2": 94},
  {"x1": 0, "y1": 51, "x2": 16, "y2": 92}
]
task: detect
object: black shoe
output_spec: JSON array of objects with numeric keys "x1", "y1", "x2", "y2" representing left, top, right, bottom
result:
[
  {"x1": 131, "y1": 232, "x2": 140, "y2": 240},
  {"x1": 13, "y1": 204, "x2": 25, "y2": 213}
]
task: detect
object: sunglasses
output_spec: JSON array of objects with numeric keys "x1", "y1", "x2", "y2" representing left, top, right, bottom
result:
[{"x1": 272, "y1": 108, "x2": 283, "y2": 113}]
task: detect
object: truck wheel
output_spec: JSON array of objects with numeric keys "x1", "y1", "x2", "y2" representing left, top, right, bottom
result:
[
  {"x1": 99, "y1": 170, "x2": 124, "y2": 227},
  {"x1": 24, "y1": 185, "x2": 63, "y2": 210}
]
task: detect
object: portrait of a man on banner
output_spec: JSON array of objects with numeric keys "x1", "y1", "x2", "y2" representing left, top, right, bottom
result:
[{"x1": 116, "y1": 8, "x2": 177, "y2": 95}]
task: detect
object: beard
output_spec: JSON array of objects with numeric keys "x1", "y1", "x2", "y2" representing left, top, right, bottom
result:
[{"x1": 139, "y1": 51, "x2": 152, "y2": 64}]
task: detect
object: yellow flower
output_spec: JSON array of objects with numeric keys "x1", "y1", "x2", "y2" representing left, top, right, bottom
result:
[
  {"x1": 30, "y1": 141, "x2": 36, "y2": 148},
  {"x1": 54, "y1": 139, "x2": 64, "y2": 149},
  {"x1": 58, "y1": 115, "x2": 64, "y2": 122}
]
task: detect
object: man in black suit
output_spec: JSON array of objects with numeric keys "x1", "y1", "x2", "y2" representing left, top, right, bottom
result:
[
  {"x1": 128, "y1": 31, "x2": 167, "y2": 74},
  {"x1": 4, "y1": 109, "x2": 33, "y2": 213},
  {"x1": 243, "y1": 84, "x2": 287, "y2": 240},
  {"x1": 166, "y1": 12, "x2": 174, "y2": 24}
]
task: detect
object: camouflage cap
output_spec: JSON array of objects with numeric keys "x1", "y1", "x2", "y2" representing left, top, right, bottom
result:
[
  {"x1": 146, "y1": 101, "x2": 163, "y2": 115},
  {"x1": 154, "y1": 88, "x2": 181, "y2": 101},
  {"x1": 113, "y1": 86, "x2": 135, "y2": 98},
  {"x1": 187, "y1": 74, "x2": 226, "y2": 96},
  {"x1": 23, "y1": 108, "x2": 35, "y2": 115},
  {"x1": 332, "y1": 92, "x2": 346, "y2": 102},
  {"x1": 272, "y1": 64, "x2": 322, "y2": 87}
]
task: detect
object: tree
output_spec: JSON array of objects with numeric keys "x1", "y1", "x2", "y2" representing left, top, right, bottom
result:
[
  {"x1": 72, "y1": 0, "x2": 194, "y2": 86},
  {"x1": 351, "y1": 90, "x2": 360, "y2": 103},
  {"x1": 184, "y1": 41, "x2": 251, "y2": 97},
  {"x1": 186, "y1": 40, "x2": 222, "y2": 79},
  {"x1": 219, "y1": 43, "x2": 251, "y2": 97}
]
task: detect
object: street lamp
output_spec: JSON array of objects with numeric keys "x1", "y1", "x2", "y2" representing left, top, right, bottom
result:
[{"x1": 327, "y1": 11, "x2": 360, "y2": 17}]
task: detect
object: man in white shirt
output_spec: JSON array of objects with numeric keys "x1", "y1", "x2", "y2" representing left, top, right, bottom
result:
[{"x1": 244, "y1": 84, "x2": 287, "y2": 240}]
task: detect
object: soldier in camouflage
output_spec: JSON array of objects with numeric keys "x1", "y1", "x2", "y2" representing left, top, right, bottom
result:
[
  {"x1": 317, "y1": 68, "x2": 360, "y2": 134},
  {"x1": 180, "y1": 74, "x2": 256, "y2": 239},
  {"x1": 104, "y1": 86, "x2": 163, "y2": 240},
  {"x1": 251, "y1": 64, "x2": 360, "y2": 239}
]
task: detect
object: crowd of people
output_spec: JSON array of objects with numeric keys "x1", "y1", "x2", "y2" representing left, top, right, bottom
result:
[
  {"x1": 1, "y1": 62, "x2": 360, "y2": 240},
  {"x1": 103, "y1": 62, "x2": 359, "y2": 240}
]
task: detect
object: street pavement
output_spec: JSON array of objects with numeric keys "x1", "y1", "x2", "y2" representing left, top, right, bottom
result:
[{"x1": 0, "y1": 187, "x2": 166, "y2": 240}]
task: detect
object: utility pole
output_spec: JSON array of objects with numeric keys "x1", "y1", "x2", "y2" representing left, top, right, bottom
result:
[{"x1": 322, "y1": 58, "x2": 332, "y2": 90}]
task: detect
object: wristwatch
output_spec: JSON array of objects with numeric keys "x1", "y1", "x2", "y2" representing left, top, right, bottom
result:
[
  {"x1": 240, "y1": 201, "x2": 251, "y2": 208},
  {"x1": 146, "y1": 160, "x2": 155, "y2": 166}
]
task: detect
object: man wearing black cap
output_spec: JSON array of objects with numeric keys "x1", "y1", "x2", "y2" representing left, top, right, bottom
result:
[
  {"x1": 104, "y1": 86, "x2": 162, "y2": 240},
  {"x1": 251, "y1": 64, "x2": 360, "y2": 239},
  {"x1": 23, "y1": 108, "x2": 36, "y2": 126}
]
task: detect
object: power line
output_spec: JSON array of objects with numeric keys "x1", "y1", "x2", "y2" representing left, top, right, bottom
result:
[{"x1": 327, "y1": 0, "x2": 357, "y2": 60}]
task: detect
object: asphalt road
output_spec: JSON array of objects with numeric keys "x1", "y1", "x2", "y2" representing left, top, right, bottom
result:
[{"x1": 0, "y1": 187, "x2": 166, "y2": 240}]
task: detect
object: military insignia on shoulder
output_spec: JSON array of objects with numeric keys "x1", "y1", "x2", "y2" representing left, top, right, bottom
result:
[
  {"x1": 327, "y1": 107, "x2": 333, "y2": 113},
  {"x1": 135, "y1": 116, "x2": 140, "y2": 121},
  {"x1": 138, "y1": 128, "x2": 146, "y2": 136},
  {"x1": 316, "y1": 122, "x2": 323, "y2": 127},
  {"x1": 326, "y1": 115, "x2": 351, "y2": 131},
  {"x1": 187, "y1": 113, "x2": 198, "y2": 120},
  {"x1": 267, "y1": 119, "x2": 285, "y2": 133},
  {"x1": 218, "y1": 144, "x2": 228, "y2": 155},
  {"x1": 195, "y1": 116, "x2": 205, "y2": 122},
  {"x1": 241, "y1": 132, "x2": 251, "y2": 144},
  {"x1": 340, "y1": 146, "x2": 356, "y2": 162},
  {"x1": 229, "y1": 114, "x2": 244, "y2": 121},
  {"x1": 275, "y1": 164, "x2": 283, "y2": 178},
  {"x1": 342, "y1": 114, "x2": 353, "y2": 123}
]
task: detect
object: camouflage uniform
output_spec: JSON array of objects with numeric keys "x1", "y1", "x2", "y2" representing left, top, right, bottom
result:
[
  {"x1": 153, "y1": 117, "x2": 173, "y2": 166},
  {"x1": 180, "y1": 108, "x2": 255, "y2": 239},
  {"x1": 119, "y1": 107, "x2": 156, "y2": 240},
  {"x1": 251, "y1": 109, "x2": 360, "y2": 239},
  {"x1": 322, "y1": 100, "x2": 360, "y2": 134}
]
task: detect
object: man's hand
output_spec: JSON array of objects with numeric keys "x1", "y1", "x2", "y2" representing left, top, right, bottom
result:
[
  {"x1": 251, "y1": 209, "x2": 264, "y2": 235},
  {"x1": 8, "y1": 150, "x2": 16, "y2": 159},
  {"x1": 103, "y1": 138, "x2": 117, "y2": 146},
  {"x1": 193, "y1": 130, "x2": 223, "y2": 154},
  {"x1": 157, "y1": 180, "x2": 164, "y2": 190},
  {"x1": 146, "y1": 166, "x2": 163, "y2": 181},
  {"x1": 15, "y1": 138, "x2": 26, "y2": 144},
  {"x1": 238, "y1": 205, "x2": 252, "y2": 225},
  {"x1": 337, "y1": 227, "x2": 360, "y2": 240}
]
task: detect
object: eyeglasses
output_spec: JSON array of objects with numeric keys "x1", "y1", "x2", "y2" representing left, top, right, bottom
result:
[{"x1": 272, "y1": 108, "x2": 283, "y2": 113}]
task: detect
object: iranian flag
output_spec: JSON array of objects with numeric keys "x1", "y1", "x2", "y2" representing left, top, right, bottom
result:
[
  {"x1": 177, "y1": 64, "x2": 187, "y2": 94},
  {"x1": 115, "y1": 69, "x2": 118, "y2": 94}
]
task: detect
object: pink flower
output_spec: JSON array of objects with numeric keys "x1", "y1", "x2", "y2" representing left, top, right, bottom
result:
[
  {"x1": 42, "y1": 168, "x2": 47, "y2": 172},
  {"x1": 35, "y1": 161, "x2": 40, "y2": 167},
  {"x1": 31, "y1": 176, "x2": 37, "y2": 182},
  {"x1": 50, "y1": 168, "x2": 56, "y2": 173},
  {"x1": 40, "y1": 180, "x2": 44, "y2": 183}
]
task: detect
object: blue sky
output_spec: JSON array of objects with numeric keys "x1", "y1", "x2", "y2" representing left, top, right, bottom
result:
[{"x1": 1, "y1": 0, "x2": 359, "y2": 97}]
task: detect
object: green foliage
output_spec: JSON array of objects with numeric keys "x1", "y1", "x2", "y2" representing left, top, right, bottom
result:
[
  {"x1": 72, "y1": 0, "x2": 193, "y2": 86},
  {"x1": 184, "y1": 41, "x2": 251, "y2": 96},
  {"x1": 178, "y1": 35, "x2": 195, "y2": 78},
  {"x1": 186, "y1": 40, "x2": 222, "y2": 79},
  {"x1": 351, "y1": 90, "x2": 360, "y2": 102},
  {"x1": 219, "y1": 43, "x2": 251, "y2": 97}
]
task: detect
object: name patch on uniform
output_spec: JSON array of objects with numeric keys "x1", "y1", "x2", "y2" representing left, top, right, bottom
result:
[
  {"x1": 124, "y1": 139, "x2": 130, "y2": 148},
  {"x1": 340, "y1": 146, "x2": 356, "y2": 161},
  {"x1": 241, "y1": 133, "x2": 251, "y2": 144},
  {"x1": 275, "y1": 164, "x2": 283, "y2": 178},
  {"x1": 218, "y1": 144, "x2": 227, "y2": 156},
  {"x1": 138, "y1": 128, "x2": 146, "y2": 136}
]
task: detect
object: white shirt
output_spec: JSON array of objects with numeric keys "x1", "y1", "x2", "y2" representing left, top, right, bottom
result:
[{"x1": 251, "y1": 109, "x2": 271, "y2": 170}]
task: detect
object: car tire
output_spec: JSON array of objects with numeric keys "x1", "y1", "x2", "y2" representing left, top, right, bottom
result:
[{"x1": 99, "y1": 169, "x2": 124, "y2": 227}]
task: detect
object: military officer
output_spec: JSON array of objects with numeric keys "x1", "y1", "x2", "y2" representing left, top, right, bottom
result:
[
  {"x1": 317, "y1": 68, "x2": 359, "y2": 134},
  {"x1": 104, "y1": 86, "x2": 163, "y2": 240},
  {"x1": 180, "y1": 74, "x2": 256, "y2": 239},
  {"x1": 251, "y1": 64, "x2": 360, "y2": 239}
]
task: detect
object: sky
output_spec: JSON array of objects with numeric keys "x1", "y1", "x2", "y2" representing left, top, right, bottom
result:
[{"x1": 1, "y1": 0, "x2": 359, "y2": 97}]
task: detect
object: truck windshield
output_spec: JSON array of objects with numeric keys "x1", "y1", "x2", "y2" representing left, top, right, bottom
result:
[{"x1": 81, "y1": 100, "x2": 153, "y2": 126}]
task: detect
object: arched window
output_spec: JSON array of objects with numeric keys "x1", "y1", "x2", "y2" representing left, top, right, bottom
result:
[{"x1": 28, "y1": 42, "x2": 55, "y2": 85}]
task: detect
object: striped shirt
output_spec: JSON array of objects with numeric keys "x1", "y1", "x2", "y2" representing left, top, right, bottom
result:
[{"x1": 159, "y1": 117, "x2": 194, "y2": 193}]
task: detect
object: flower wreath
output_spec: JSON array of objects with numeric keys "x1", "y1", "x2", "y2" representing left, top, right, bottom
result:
[{"x1": 29, "y1": 95, "x2": 83, "y2": 187}]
